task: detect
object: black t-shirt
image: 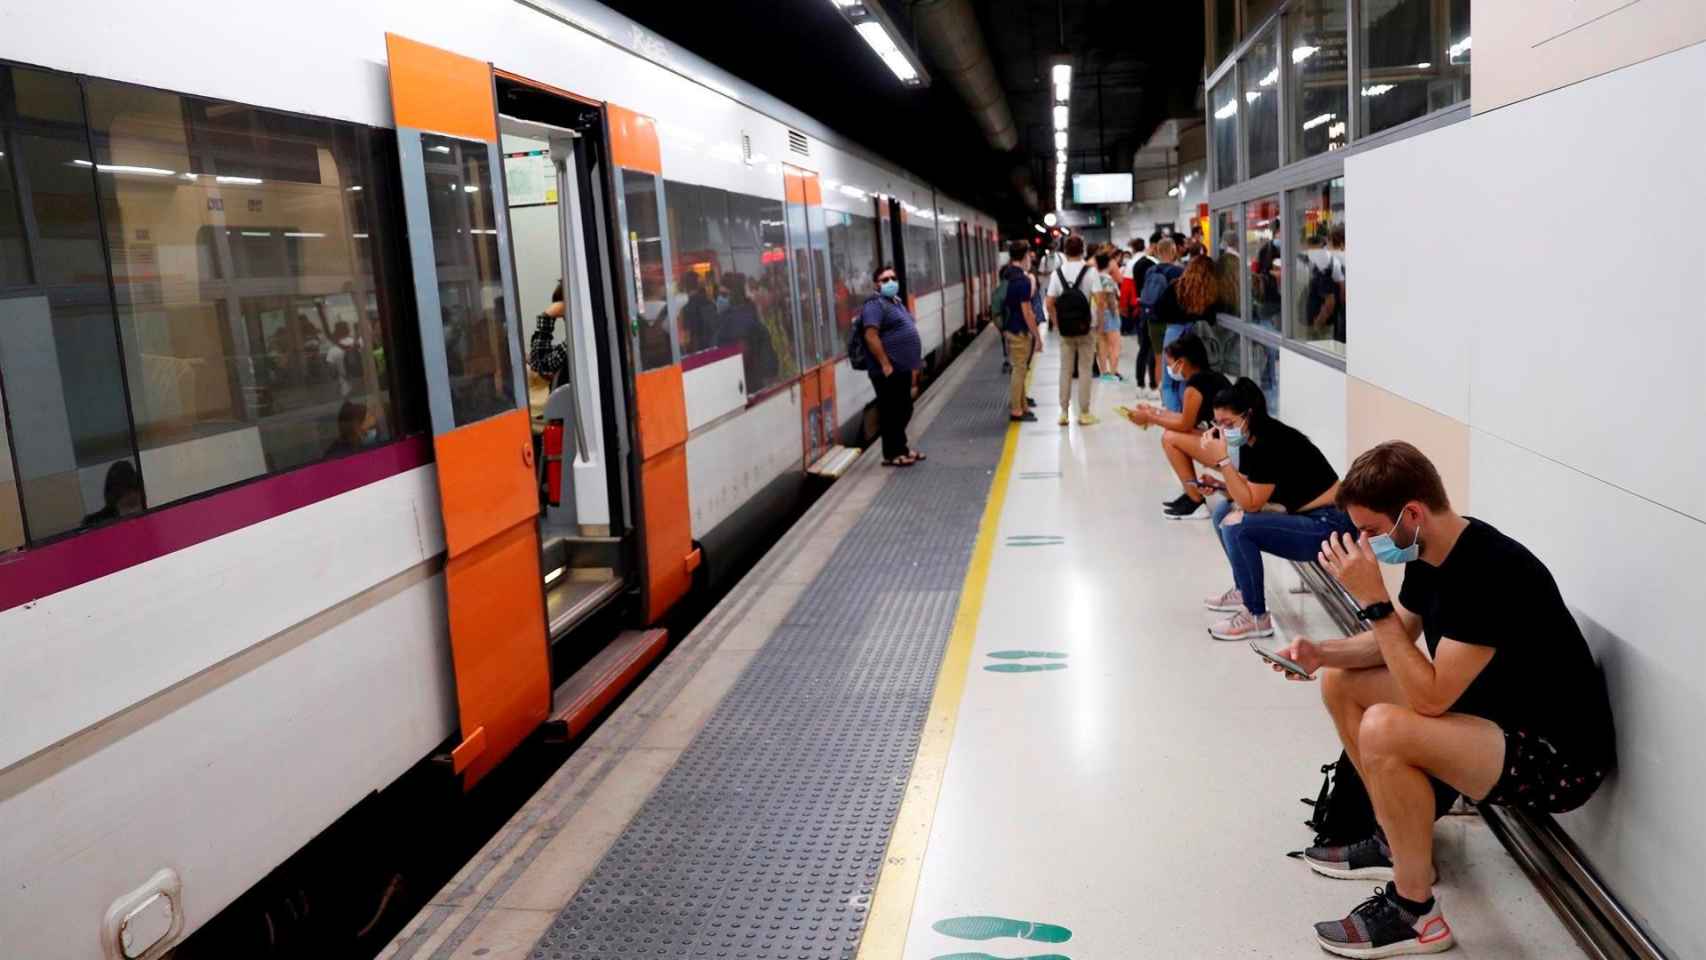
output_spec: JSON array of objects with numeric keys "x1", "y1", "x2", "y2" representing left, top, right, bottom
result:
[
  {"x1": 1398, "y1": 518, "x2": 1615, "y2": 767},
  {"x1": 1235, "y1": 417, "x2": 1338, "y2": 513},
  {"x1": 1181, "y1": 370, "x2": 1229, "y2": 430},
  {"x1": 1156, "y1": 282, "x2": 1215, "y2": 328},
  {"x1": 1001, "y1": 264, "x2": 1032, "y2": 334}
]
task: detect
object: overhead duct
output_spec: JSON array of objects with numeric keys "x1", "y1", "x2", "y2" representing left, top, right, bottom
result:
[{"x1": 910, "y1": 0, "x2": 1018, "y2": 152}]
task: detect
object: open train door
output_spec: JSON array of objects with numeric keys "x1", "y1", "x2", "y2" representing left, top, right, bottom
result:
[{"x1": 384, "y1": 34, "x2": 550, "y2": 788}]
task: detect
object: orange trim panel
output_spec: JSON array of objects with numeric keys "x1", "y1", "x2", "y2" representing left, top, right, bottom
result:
[
  {"x1": 634, "y1": 365, "x2": 688, "y2": 461},
  {"x1": 385, "y1": 34, "x2": 497, "y2": 142},
  {"x1": 433, "y1": 409, "x2": 539, "y2": 557},
  {"x1": 641, "y1": 446, "x2": 692, "y2": 623},
  {"x1": 608, "y1": 104, "x2": 662, "y2": 175}
]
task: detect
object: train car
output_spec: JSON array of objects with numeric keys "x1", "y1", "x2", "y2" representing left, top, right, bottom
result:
[{"x1": 0, "y1": 2, "x2": 999, "y2": 957}]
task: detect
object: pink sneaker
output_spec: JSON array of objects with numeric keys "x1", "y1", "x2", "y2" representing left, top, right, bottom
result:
[
  {"x1": 1203, "y1": 586, "x2": 1244, "y2": 612},
  {"x1": 1210, "y1": 609, "x2": 1274, "y2": 641}
]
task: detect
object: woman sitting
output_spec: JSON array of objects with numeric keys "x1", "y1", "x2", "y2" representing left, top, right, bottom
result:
[
  {"x1": 1197, "y1": 378, "x2": 1356, "y2": 641},
  {"x1": 1123, "y1": 332, "x2": 1229, "y2": 519}
]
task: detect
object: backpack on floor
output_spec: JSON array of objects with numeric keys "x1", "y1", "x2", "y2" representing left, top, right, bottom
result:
[
  {"x1": 1300, "y1": 751, "x2": 1377, "y2": 845},
  {"x1": 1054, "y1": 266, "x2": 1092, "y2": 337}
]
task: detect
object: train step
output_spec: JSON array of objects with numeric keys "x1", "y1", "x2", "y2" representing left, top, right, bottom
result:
[{"x1": 543, "y1": 628, "x2": 669, "y2": 742}]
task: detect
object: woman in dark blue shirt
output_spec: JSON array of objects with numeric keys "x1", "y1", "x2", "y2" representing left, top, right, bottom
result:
[{"x1": 858, "y1": 264, "x2": 924, "y2": 466}]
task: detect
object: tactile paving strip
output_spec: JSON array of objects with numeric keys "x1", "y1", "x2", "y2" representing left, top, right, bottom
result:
[{"x1": 531, "y1": 347, "x2": 1009, "y2": 960}]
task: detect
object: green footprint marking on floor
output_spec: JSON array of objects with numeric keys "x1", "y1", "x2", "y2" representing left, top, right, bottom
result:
[
  {"x1": 1018, "y1": 471, "x2": 1061, "y2": 480},
  {"x1": 1004, "y1": 535, "x2": 1065, "y2": 547},
  {"x1": 983, "y1": 663, "x2": 1068, "y2": 673},
  {"x1": 932, "y1": 916, "x2": 1073, "y2": 943},
  {"x1": 986, "y1": 650, "x2": 1069, "y2": 660},
  {"x1": 931, "y1": 954, "x2": 1071, "y2": 960}
]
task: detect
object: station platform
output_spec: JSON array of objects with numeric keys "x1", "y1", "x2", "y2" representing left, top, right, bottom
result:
[{"x1": 381, "y1": 328, "x2": 1587, "y2": 960}]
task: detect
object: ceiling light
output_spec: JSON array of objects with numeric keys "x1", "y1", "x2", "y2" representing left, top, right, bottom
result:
[
  {"x1": 1361, "y1": 83, "x2": 1395, "y2": 97},
  {"x1": 284, "y1": 232, "x2": 325, "y2": 239},
  {"x1": 1302, "y1": 112, "x2": 1336, "y2": 130},
  {"x1": 1052, "y1": 105, "x2": 1069, "y2": 131},
  {"x1": 847, "y1": 14, "x2": 927, "y2": 87},
  {"x1": 1054, "y1": 80, "x2": 1070, "y2": 102},
  {"x1": 1259, "y1": 67, "x2": 1278, "y2": 87},
  {"x1": 1055, "y1": 149, "x2": 1066, "y2": 163},
  {"x1": 1051, "y1": 63, "x2": 1071, "y2": 86},
  {"x1": 1448, "y1": 36, "x2": 1472, "y2": 63},
  {"x1": 1214, "y1": 101, "x2": 1238, "y2": 120},
  {"x1": 1292, "y1": 45, "x2": 1319, "y2": 63},
  {"x1": 1167, "y1": 186, "x2": 1181, "y2": 197},
  {"x1": 216, "y1": 175, "x2": 263, "y2": 185},
  {"x1": 1043, "y1": 212, "x2": 1057, "y2": 227},
  {"x1": 1245, "y1": 91, "x2": 1261, "y2": 103},
  {"x1": 1053, "y1": 130, "x2": 1067, "y2": 150},
  {"x1": 1416, "y1": 61, "x2": 1432, "y2": 69},
  {"x1": 1034, "y1": 223, "x2": 1046, "y2": 233}
]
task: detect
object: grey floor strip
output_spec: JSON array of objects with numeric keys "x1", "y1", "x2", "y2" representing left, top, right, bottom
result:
[{"x1": 530, "y1": 346, "x2": 1010, "y2": 960}]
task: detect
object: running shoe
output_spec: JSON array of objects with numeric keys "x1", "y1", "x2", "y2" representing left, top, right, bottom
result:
[
  {"x1": 1162, "y1": 497, "x2": 1207, "y2": 520},
  {"x1": 1077, "y1": 412, "x2": 1099, "y2": 426},
  {"x1": 1314, "y1": 885, "x2": 1454, "y2": 958},
  {"x1": 1058, "y1": 411, "x2": 1070, "y2": 426},
  {"x1": 1304, "y1": 833, "x2": 1395, "y2": 881},
  {"x1": 1009, "y1": 411, "x2": 1038, "y2": 422},
  {"x1": 1203, "y1": 586, "x2": 1245, "y2": 612},
  {"x1": 1209, "y1": 609, "x2": 1273, "y2": 640}
]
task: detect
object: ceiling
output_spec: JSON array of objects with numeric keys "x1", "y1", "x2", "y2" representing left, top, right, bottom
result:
[{"x1": 598, "y1": 0, "x2": 1205, "y2": 233}]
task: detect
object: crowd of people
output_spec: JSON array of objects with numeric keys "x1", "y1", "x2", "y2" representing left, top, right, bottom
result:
[{"x1": 987, "y1": 230, "x2": 1616, "y2": 958}]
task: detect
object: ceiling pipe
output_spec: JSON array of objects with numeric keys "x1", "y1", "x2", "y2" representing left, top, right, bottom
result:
[{"x1": 909, "y1": 0, "x2": 1019, "y2": 153}]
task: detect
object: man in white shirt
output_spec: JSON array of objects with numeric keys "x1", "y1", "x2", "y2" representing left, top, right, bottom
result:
[{"x1": 1044, "y1": 235, "x2": 1100, "y2": 426}]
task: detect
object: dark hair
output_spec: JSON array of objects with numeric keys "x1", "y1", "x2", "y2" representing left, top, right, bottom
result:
[
  {"x1": 1171, "y1": 232, "x2": 1187, "y2": 248},
  {"x1": 1094, "y1": 251, "x2": 1111, "y2": 270},
  {"x1": 1336, "y1": 440, "x2": 1452, "y2": 518},
  {"x1": 103, "y1": 459, "x2": 141, "y2": 506},
  {"x1": 873, "y1": 263, "x2": 895, "y2": 282},
  {"x1": 337, "y1": 399, "x2": 368, "y2": 432},
  {"x1": 1211, "y1": 377, "x2": 1270, "y2": 434},
  {"x1": 1163, "y1": 331, "x2": 1209, "y2": 370},
  {"x1": 1007, "y1": 239, "x2": 1030, "y2": 261},
  {"x1": 551, "y1": 281, "x2": 564, "y2": 304},
  {"x1": 1064, "y1": 235, "x2": 1085, "y2": 258},
  {"x1": 1149, "y1": 229, "x2": 1165, "y2": 244},
  {"x1": 1329, "y1": 224, "x2": 1346, "y2": 247},
  {"x1": 723, "y1": 271, "x2": 748, "y2": 300}
]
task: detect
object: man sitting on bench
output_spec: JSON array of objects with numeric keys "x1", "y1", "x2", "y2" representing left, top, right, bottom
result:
[{"x1": 1273, "y1": 441, "x2": 1614, "y2": 958}]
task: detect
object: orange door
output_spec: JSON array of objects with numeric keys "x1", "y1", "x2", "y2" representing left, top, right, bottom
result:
[{"x1": 385, "y1": 34, "x2": 550, "y2": 788}]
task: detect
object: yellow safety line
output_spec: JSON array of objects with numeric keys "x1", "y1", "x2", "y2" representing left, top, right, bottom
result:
[{"x1": 858, "y1": 421, "x2": 1021, "y2": 959}]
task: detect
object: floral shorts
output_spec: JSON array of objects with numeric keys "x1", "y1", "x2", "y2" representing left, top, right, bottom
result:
[{"x1": 1484, "y1": 729, "x2": 1607, "y2": 814}]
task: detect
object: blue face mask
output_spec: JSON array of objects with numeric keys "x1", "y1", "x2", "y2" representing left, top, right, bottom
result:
[
  {"x1": 880, "y1": 280, "x2": 900, "y2": 299},
  {"x1": 1223, "y1": 425, "x2": 1246, "y2": 448},
  {"x1": 1370, "y1": 510, "x2": 1421, "y2": 564},
  {"x1": 362, "y1": 427, "x2": 379, "y2": 445},
  {"x1": 716, "y1": 294, "x2": 730, "y2": 311},
  {"x1": 1166, "y1": 363, "x2": 1183, "y2": 381}
]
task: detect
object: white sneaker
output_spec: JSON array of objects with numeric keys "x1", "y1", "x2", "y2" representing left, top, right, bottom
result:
[
  {"x1": 1209, "y1": 609, "x2": 1274, "y2": 641},
  {"x1": 1203, "y1": 586, "x2": 1244, "y2": 612}
]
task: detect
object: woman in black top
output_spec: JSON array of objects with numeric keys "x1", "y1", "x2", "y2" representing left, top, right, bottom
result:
[
  {"x1": 1123, "y1": 333, "x2": 1229, "y2": 519},
  {"x1": 1198, "y1": 378, "x2": 1357, "y2": 641}
]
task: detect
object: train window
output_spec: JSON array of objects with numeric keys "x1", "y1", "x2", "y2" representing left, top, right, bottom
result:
[
  {"x1": 0, "y1": 65, "x2": 140, "y2": 543},
  {"x1": 621, "y1": 170, "x2": 674, "y2": 371},
  {"x1": 726, "y1": 190, "x2": 797, "y2": 390},
  {"x1": 904, "y1": 222, "x2": 937, "y2": 297},
  {"x1": 665, "y1": 179, "x2": 721, "y2": 359},
  {"x1": 0, "y1": 387, "x2": 20, "y2": 553},
  {"x1": 803, "y1": 200, "x2": 834, "y2": 361},
  {"x1": 824, "y1": 209, "x2": 877, "y2": 352},
  {"x1": 939, "y1": 222, "x2": 962, "y2": 287}
]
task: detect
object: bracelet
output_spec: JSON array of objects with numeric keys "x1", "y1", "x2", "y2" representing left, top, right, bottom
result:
[{"x1": 1216, "y1": 457, "x2": 1233, "y2": 469}]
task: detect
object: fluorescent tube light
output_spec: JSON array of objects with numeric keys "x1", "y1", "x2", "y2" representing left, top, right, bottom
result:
[{"x1": 855, "y1": 20, "x2": 919, "y2": 84}]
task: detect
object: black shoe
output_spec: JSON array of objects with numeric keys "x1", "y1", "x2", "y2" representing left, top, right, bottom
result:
[
  {"x1": 1162, "y1": 496, "x2": 1207, "y2": 520},
  {"x1": 1002, "y1": 361, "x2": 1012, "y2": 373},
  {"x1": 1314, "y1": 884, "x2": 1453, "y2": 957},
  {"x1": 1010, "y1": 411, "x2": 1038, "y2": 422},
  {"x1": 1026, "y1": 396, "x2": 1037, "y2": 407},
  {"x1": 1304, "y1": 833, "x2": 1395, "y2": 882},
  {"x1": 1161, "y1": 492, "x2": 1194, "y2": 509}
]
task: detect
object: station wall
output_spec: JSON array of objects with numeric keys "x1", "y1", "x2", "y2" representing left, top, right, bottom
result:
[{"x1": 1345, "y1": 39, "x2": 1706, "y2": 959}]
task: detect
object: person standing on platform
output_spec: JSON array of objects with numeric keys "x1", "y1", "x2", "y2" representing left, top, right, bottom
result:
[
  {"x1": 1046, "y1": 235, "x2": 1100, "y2": 427},
  {"x1": 1141, "y1": 236, "x2": 1184, "y2": 407},
  {"x1": 1094, "y1": 249, "x2": 1124, "y2": 382},
  {"x1": 859, "y1": 264, "x2": 924, "y2": 467},
  {"x1": 1001, "y1": 240, "x2": 1041, "y2": 423}
]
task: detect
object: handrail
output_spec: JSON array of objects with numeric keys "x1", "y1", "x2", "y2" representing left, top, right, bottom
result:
[{"x1": 1289, "y1": 560, "x2": 1668, "y2": 960}]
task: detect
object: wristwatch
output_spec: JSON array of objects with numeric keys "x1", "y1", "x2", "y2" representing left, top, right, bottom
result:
[{"x1": 1357, "y1": 601, "x2": 1395, "y2": 622}]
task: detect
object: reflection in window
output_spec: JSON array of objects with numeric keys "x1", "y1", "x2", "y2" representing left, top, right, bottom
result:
[
  {"x1": 665, "y1": 179, "x2": 724, "y2": 359},
  {"x1": 0, "y1": 66, "x2": 140, "y2": 543},
  {"x1": 1212, "y1": 207, "x2": 1242, "y2": 319},
  {"x1": 1211, "y1": 76, "x2": 1238, "y2": 189},
  {"x1": 1244, "y1": 0, "x2": 1279, "y2": 33},
  {"x1": 940, "y1": 223, "x2": 963, "y2": 287},
  {"x1": 1361, "y1": 0, "x2": 1470, "y2": 136},
  {"x1": 622, "y1": 170, "x2": 673, "y2": 370},
  {"x1": 1291, "y1": 0, "x2": 1349, "y2": 159},
  {"x1": 1242, "y1": 29, "x2": 1280, "y2": 180},
  {"x1": 804, "y1": 200, "x2": 834, "y2": 362},
  {"x1": 783, "y1": 186, "x2": 820, "y2": 365},
  {"x1": 825, "y1": 208, "x2": 878, "y2": 350},
  {"x1": 0, "y1": 383, "x2": 22, "y2": 552},
  {"x1": 1290, "y1": 177, "x2": 1346, "y2": 356},
  {"x1": 904, "y1": 221, "x2": 938, "y2": 297},
  {"x1": 1245, "y1": 197, "x2": 1281, "y2": 402},
  {"x1": 1214, "y1": 0, "x2": 1239, "y2": 66}
]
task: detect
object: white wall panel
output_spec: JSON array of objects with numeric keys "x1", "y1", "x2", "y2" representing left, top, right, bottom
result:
[
  {"x1": 835, "y1": 358, "x2": 876, "y2": 432},
  {"x1": 1342, "y1": 123, "x2": 1476, "y2": 423},
  {"x1": 1277, "y1": 351, "x2": 1347, "y2": 474},
  {"x1": 684, "y1": 386, "x2": 800, "y2": 539},
  {"x1": 0, "y1": 466, "x2": 444, "y2": 769},
  {"x1": 1476, "y1": 0, "x2": 1706, "y2": 113},
  {"x1": 0, "y1": 575, "x2": 455, "y2": 960},
  {"x1": 1470, "y1": 429, "x2": 1706, "y2": 959}
]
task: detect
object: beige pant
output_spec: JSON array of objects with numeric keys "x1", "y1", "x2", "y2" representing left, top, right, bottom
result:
[
  {"x1": 1058, "y1": 334, "x2": 1095, "y2": 413},
  {"x1": 1005, "y1": 332, "x2": 1033, "y2": 412}
]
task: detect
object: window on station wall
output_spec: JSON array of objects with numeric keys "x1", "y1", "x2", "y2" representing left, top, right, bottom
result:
[
  {"x1": 1245, "y1": 196, "x2": 1281, "y2": 333},
  {"x1": 1242, "y1": 28, "x2": 1280, "y2": 180},
  {"x1": 1213, "y1": 0, "x2": 1239, "y2": 67},
  {"x1": 1360, "y1": 0, "x2": 1471, "y2": 137},
  {"x1": 1289, "y1": 177, "x2": 1346, "y2": 357},
  {"x1": 622, "y1": 171, "x2": 673, "y2": 370},
  {"x1": 825, "y1": 208, "x2": 877, "y2": 346},
  {"x1": 1210, "y1": 75, "x2": 1239, "y2": 189},
  {"x1": 1291, "y1": 0, "x2": 1349, "y2": 159},
  {"x1": 1211, "y1": 207, "x2": 1242, "y2": 319}
]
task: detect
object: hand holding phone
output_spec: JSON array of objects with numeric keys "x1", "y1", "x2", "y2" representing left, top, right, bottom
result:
[{"x1": 1251, "y1": 638, "x2": 1316, "y2": 681}]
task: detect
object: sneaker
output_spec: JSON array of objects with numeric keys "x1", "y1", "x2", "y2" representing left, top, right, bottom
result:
[
  {"x1": 1077, "y1": 412, "x2": 1099, "y2": 426},
  {"x1": 1026, "y1": 396, "x2": 1037, "y2": 407},
  {"x1": 1009, "y1": 411, "x2": 1038, "y2": 422},
  {"x1": 1203, "y1": 586, "x2": 1245, "y2": 612},
  {"x1": 1162, "y1": 497, "x2": 1207, "y2": 520},
  {"x1": 1208, "y1": 609, "x2": 1274, "y2": 640},
  {"x1": 1162, "y1": 490, "x2": 1198, "y2": 509},
  {"x1": 1314, "y1": 885, "x2": 1454, "y2": 958},
  {"x1": 1304, "y1": 833, "x2": 1395, "y2": 882},
  {"x1": 1058, "y1": 411, "x2": 1070, "y2": 426}
]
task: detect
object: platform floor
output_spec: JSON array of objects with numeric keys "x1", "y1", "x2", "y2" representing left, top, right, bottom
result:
[{"x1": 382, "y1": 327, "x2": 1585, "y2": 960}]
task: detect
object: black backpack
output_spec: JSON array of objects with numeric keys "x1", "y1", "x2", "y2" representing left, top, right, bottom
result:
[
  {"x1": 1299, "y1": 751, "x2": 1377, "y2": 846},
  {"x1": 847, "y1": 313, "x2": 871, "y2": 371},
  {"x1": 1053, "y1": 266, "x2": 1092, "y2": 337}
]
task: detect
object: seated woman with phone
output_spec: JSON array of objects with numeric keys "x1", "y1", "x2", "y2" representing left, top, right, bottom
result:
[
  {"x1": 1120, "y1": 333, "x2": 1229, "y2": 520},
  {"x1": 1198, "y1": 378, "x2": 1357, "y2": 642}
]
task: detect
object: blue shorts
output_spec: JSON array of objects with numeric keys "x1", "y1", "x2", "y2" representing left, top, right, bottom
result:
[{"x1": 1101, "y1": 313, "x2": 1121, "y2": 333}]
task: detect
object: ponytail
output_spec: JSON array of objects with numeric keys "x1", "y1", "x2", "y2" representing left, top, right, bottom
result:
[{"x1": 1212, "y1": 377, "x2": 1270, "y2": 433}]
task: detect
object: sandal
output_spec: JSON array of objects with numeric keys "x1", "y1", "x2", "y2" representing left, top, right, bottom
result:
[
  {"x1": 909, "y1": 449, "x2": 927, "y2": 461},
  {"x1": 882, "y1": 453, "x2": 919, "y2": 467}
]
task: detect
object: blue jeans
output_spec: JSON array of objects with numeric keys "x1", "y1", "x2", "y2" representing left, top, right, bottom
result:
[
  {"x1": 1160, "y1": 323, "x2": 1190, "y2": 412},
  {"x1": 1210, "y1": 499, "x2": 1357, "y2": 617}
]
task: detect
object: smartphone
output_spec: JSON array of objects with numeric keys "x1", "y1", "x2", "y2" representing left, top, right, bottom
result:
[{"x1": 1250, "y1": 639, "x2": 1314, "y2": 680}]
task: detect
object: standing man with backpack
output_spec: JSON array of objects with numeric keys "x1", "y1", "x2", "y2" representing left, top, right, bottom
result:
[
  {"x1": 1126, "y1": 235, "x2": 1159, "y2": 399},
  {"x1": 852, "y1": 264, "x2": 924, "y2": 466},
  {"x1": 999, "y1": 240, "x2": 1041, "y2": 423},
  {"x1": 1045, "y1": 235, "x2": 1100, "y2": 427},
  {"x1": 1140, "y1": 237, "x2": 1185, "y2": 411}
]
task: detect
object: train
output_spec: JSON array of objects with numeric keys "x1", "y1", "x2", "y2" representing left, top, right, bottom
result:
[{"x1": 0, "y1": 2, "x2": 1000, "y2": 957}]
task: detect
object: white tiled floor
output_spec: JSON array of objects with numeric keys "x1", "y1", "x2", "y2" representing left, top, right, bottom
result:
[{"x1": 898, "y1": 333, "x2": 1584, "y2": 960}]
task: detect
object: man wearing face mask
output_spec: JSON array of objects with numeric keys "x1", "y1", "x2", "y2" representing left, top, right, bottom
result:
[
  {"x1": 858, "y1": 264, "x2": 924, "y2": 467},
  {"x1": 1274, "y1": 441, "x2": 1613, "y2": 959}
]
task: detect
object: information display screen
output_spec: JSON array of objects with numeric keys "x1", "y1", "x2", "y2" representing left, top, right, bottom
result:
[{"x1": 1072, "y1": 173, "x2": 1133, "y2": 205}]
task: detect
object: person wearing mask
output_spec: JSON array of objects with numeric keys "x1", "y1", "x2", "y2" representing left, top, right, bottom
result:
[
  {"x1": 1157, "y1": 247, "x2": 1214, "y2": 413},
  {"x1": 1271, "y1": 442, "x2": 1612, "y2": 959},
  {"x1": 1124, "y1": 333, "x2": 1229, "y2": 519},
  {"x1": 1195, "y1": 378, "x2": 1355, "y2": 640},
  {"x1": 1093, "y1": 250, "x2": 1123, "y2": 382},
  {"x1": 858, "y1": 264, "x2": 924, "y2": 466},
  {"x1": 1001, "y1": 240, "x2": 1041, "y2": 423},
  {"x1": 1045, "y1": 235, "x2": 1100, "y2": 427},
  {"x1": 326, "y1": 399, "x2": 378, "y2": 458},
  {"x1": 1139, "y1": 236, "x2": 1183, "y2": 405},
  {"x1": 529, "y1": 282, "x2": 570, "y2": 390}
]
